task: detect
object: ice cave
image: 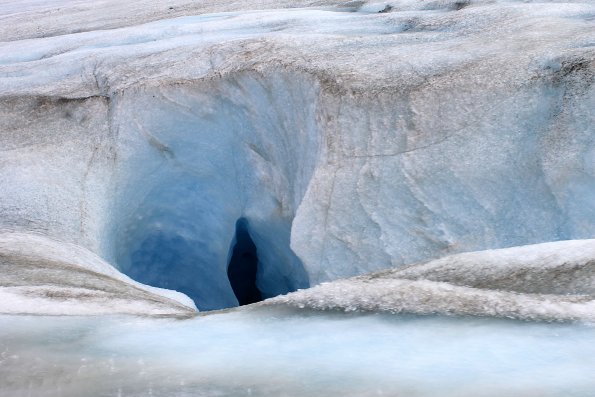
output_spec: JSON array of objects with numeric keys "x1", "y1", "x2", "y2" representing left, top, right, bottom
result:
[{"x1": 0, "y1": 0, "x2": 594, "y2": 395}]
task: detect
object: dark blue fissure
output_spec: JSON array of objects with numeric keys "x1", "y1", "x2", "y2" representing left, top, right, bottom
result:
[{"x1": 227, "y1": 219, "x2": 263, "y2": 305}]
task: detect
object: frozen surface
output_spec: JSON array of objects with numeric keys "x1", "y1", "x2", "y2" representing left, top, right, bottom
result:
[
  {"x1": 1, "y1": 1, "x2": 594, "y2": 395},
  {"x1": 0, "y1": 232, "x2": 196, "y2": 316},
  {"x1": 1, "y1": 308, "x2": 595, "y2": 397},
  {"x1": 269, "y1": 239, "x2": 595, "y2": 322},
  {"x1": 0, "y1": 0, "x2": 594, "y2": 314}
]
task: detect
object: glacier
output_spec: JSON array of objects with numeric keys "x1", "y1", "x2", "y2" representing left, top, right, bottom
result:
[
  {"x1": 0, "y1": 0, "x2": 594, "y2": 394},
  {"x1": 0, "y1": 0, "x2": 593, "y2": 314}
]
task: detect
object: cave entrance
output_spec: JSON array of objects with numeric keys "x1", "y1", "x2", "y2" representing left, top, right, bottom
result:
[{"x1": 227, "y1": 219, "x2": 263, "y2": 306}]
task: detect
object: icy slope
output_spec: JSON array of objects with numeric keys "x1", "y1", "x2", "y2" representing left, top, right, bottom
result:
[
  {"x1": 0, "y1": 0, "x2": 594, "y2": 314},
  {"x1": 268, "y1": 239, "x2": 595, "y2": 322},
  {"x1": 0, "y1": 233, "x2": 196, "y2": 316}
]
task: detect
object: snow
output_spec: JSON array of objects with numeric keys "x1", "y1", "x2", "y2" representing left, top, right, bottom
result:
[{"x1": 0, "y1": 0, "x2": 594, "y2": 314}]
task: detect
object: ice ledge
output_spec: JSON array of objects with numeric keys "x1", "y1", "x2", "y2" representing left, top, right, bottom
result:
[
  {"x1": 0, "y1": 232, "x2": 197, "y2": 316},
  {"x1": 2, "y1": 231, "x2": 595, "y2": 320},
  {"x1": 266, "y1": 239, "x2": 595, "y2": 322}
]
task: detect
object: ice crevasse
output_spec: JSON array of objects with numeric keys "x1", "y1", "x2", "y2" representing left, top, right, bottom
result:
[{"x1": 0, "y1": 0, "x2": 594, "y2": 319}]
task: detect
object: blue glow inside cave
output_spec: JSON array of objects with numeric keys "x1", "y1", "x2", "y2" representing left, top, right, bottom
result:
[
  {"x1": 111, "y1": 76, "x2": 318, "y2": 311},
  {"x1": 116, "y1": 178, "x2": 310, "y2": 311},
  {"x1": 123, "y1": 234, "x2": 229, "y2": 312},
  {"x1": 122, "y1": 213, "x2": 308, "y2": 311}
]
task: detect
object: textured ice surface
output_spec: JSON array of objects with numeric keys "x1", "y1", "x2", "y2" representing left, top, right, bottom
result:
[
  {"x1": 1, "y1": 2, "x2": 594, "y2": 395},
  {"x1": 0, "y1": 232, "x2": 196, "y2": 316},
  {"x1": 269, "y1": 239, "x2": 595, "y2": 321},
  {"x1": 0, "y1": 0, "x2": 594, "y2": 313},
  {"x1": 1, "y1": 309, "x2": 595, "y2": 397}
]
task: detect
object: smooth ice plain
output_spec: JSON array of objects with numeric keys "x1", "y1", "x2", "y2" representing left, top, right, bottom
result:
[{"x1": 2, "y1": 308, "x2": 595, "y2": 397}]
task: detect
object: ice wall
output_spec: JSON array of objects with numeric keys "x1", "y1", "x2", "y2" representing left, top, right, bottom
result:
[
  {"x1": 108, "y1": 74, "x2": 319, "y2": 310},
  {"x1": 0, "y1": 0, "x2": 593, "y2": 313},
  {"x1": 294, "y1": 44, "x2": 595, "y2": 282}
]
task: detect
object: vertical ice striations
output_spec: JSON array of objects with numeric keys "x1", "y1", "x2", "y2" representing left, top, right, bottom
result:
[
  {"x1": 293, "y1": 48, "x2": 595, "y2": 283},
  {"x1": 109, "y1": 74, "x2": 319, "y2": 310}
]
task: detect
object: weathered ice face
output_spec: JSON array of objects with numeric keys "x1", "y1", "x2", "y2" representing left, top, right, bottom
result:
[{"x1": 0, "y1": 0, "x2": 594, "y2": 396}]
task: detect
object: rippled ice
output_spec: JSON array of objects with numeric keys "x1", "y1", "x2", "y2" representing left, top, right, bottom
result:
[{"x1": 1, "y1": 307, "x2": 594, "y2": 397}]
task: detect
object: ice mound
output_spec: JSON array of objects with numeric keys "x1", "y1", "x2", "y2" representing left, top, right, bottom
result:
[
  {"x1": 0, "y1": 232, "x2": 196, "y2": 316},
  {"x1": 268, "y1": 240, "x2": 595, "y2": 322}
]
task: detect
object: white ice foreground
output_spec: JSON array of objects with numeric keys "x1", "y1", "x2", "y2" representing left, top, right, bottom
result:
[
  {"x1": 1, "y1": 309, "x2": 595, "y2": 397},
  {"x1": 0, "y1": 0, "x2": 594, "y2": 316}
]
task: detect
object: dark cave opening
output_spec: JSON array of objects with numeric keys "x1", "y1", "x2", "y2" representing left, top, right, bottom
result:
[
  {"x1": 119, "y1": 204, "x2": 309, "y2": 311},
  {"x1": 227, "y1": 219, "x2": 263, "y2": 306}
]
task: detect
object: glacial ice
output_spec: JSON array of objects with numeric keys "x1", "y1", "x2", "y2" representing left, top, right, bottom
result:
[
  {"x1": 268, "y1": 239, "x2": 595, "y2": 322},
  {"x1": 0, "y1": 0, "x2": 594, "y2": 395},
  {"x1": 0, "y1": 0, "x2": 594, "y2": 316},
  {"x1": 2, "y1": 310, "x2": 595, "y2": 397},
  {"x1": 0, "y1": 232, "x2": 196, "y2": 316}
]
